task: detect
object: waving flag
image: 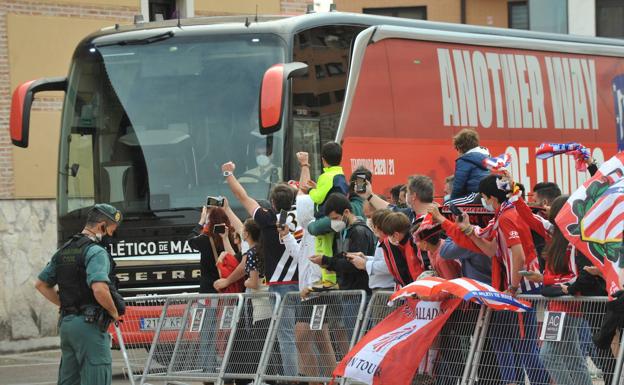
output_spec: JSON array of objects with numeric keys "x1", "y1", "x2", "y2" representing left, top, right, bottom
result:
[
  {"x1": 556, "y1": 152, "x2": 624, "y2": 296},
  {"x1": 536, "y1": 142, "x2": 590, "y2": 171},
  {"x1": 431, "y1": 278, "x2": 532, "y2": 312},
  {"x1": 333, "y1": 299, "x2": 461, "y2": 385},
  {"x1": 482, "y1": 153, "x2": 511, "y2": 174},
  {"x1": 388, "y1": 277, "x2": 446, "y2": 305}
]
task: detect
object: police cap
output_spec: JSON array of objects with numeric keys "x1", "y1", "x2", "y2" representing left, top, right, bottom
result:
[{"x1": 93, "y1": 203, "x2": 123, "y2": 224}]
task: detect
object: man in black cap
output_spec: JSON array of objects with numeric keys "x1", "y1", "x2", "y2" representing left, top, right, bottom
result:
[{"x1": 35, "y1": 203, "x2": 124, "y2": 385}]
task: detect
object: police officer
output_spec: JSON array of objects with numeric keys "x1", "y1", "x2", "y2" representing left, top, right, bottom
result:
[{"x1": 35, "y1": 204, "x2": 123, "y2": 385}]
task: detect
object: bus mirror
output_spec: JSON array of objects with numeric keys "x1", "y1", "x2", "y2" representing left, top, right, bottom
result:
[
  {"x1": 10, "y1": 77, "x2": 67, "y2": 148},
  {"x1": 259, "y1": 62, "x2": 308, "y2": 135}
]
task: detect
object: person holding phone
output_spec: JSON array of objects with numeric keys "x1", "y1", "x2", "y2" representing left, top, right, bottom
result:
[
  {"x1": 188, "y1": 206, "x2": 240, "y2": 294},
  {"x1": 187, "y1": 205, "x2": 242, "y2": 376}
]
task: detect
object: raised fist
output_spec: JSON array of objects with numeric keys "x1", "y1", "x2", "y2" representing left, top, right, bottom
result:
[
  {"x1": 222, "y1": 162, "x2": 236, "y2": 173},
  {"x1": 296, "y1": 152, "x2": 309, "y2": 166}
]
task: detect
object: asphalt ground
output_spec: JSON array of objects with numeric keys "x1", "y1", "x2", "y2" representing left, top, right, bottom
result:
[{"x1": 0, "y1": 349, "x2": 132, "y2": 385}]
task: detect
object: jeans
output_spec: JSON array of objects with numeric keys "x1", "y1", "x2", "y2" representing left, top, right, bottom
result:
[
  {"x1": 490, "y1": 309, "x2": 549, "y2": 385},
  {"x1": 539, "y1": 315, "x2": 593, "y2": 385},
  {"x1": 269, "y1": 283, "x2": 299, "y2": 377}
]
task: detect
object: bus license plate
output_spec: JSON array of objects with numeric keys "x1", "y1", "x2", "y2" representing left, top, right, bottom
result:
[{"x1": 140, "y1": 317, "x2": 183, "y2": 331}]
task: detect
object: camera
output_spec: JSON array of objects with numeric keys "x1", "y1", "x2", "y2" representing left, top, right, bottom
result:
[
  {"x1": 206, "y1": 196, "x2": 224, "y2": 207},
  {"x1": 213, "y1": 224, "x2": 226, "y2": 234},
  {"x1": 355, "y1": 174, "x2": 367, "y2": 193}
]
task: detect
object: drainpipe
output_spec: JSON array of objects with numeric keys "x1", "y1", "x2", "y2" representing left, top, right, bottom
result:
[{"x1": 460, "y1": 0, "x2": 467, "y2": 24}]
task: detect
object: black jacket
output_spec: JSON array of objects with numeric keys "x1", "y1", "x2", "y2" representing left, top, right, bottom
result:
[
  {"x1": 322, "y1": 219, "x2": 376, "y2": 294},
  {"x1": 188, "y1": 224, "x2": 221, "y2": 293}
]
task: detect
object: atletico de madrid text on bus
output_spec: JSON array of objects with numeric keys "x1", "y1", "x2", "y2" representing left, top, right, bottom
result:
[{"x1": 108, "y1": 240, "x2": 196, "y2": 257}]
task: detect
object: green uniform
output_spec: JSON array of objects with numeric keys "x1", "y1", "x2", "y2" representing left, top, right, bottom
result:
[{"x1": 38, "y1": 241, "x2": 113, "y2": 385}]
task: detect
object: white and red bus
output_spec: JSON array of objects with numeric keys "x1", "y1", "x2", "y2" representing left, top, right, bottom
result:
[{"x1": 328, "y1": 25, "x2": 624, "y2": 197}]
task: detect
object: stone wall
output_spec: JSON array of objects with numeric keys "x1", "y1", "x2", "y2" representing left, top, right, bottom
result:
[{"x1": 0, "y1": 199, "x2": 58, "y2": 342}]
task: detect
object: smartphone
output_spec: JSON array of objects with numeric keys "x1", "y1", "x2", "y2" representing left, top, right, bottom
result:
[
  {"x1": 213, "y1": 224, "x2": 226, "y2": 234},
  {"x1": 355, "y1": 174, "x2": 367, "y2": 193},
  {"x1": 278, "y1": 209, "x2": 288, "y2": 228},
  {"x1": 518, "y1": 270, "x2": 532, "y2": 276},
  {"x1": 449, "y1": 203, "x2": 464, "y2": 222},
  {"x1": 206, "y1": 196, "x2": 224, "y2": 207}
]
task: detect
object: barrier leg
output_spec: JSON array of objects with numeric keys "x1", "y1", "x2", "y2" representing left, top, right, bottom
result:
[
  {"x1": 165, "y1": 299, "x2": 194, "y2": 376},
  {"x1": 140, "y1": 301, "x2": 171, "y2": 385},
  {"x1": 256, "y1": 292, "x2": 284, "y2": 385},
  {"x1": 216, "y1": 294, "x2": 245, "y2": 385},
  {"x1": 460, "y1": 305, "x2": 486, "y2": 385},
  {"x1": 466, "y1": 308, "x2": 493, "y2": 385},
  {"x1": 610, "y1": 329, "x2": 624, "y2": 385},
  {"x1": 252, "y1": 293, "x2": 280, "y2": 385},
  {"x1": 114, "y1": 323, "x2": 136, "y2": 385}
]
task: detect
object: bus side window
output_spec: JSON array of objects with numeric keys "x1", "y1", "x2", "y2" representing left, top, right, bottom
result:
[{"x1": 291, "y1": 25, "x2": 364, "y2": 178}]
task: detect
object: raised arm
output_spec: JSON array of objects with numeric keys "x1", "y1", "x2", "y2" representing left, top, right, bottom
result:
[
  {"x1": 222, "y1": 162, "x2": 260, "y2": 217},
  {"x1": 428, "y1": 204, "x2": 485, "y2": 255},
  {"x1": 223, "y1": 197, "x2": 244, "y2": 235},
  {"x1": 296, "y1": 152, "x2": 312, "y2": 191},
  {"x1": 357, "y1": 180, "x2": 389, "y2": 210}
]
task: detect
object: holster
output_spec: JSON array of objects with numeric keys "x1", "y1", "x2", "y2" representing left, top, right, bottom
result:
[{"x1": 95, "y1": 309, "x2": 113, "y2": 332}]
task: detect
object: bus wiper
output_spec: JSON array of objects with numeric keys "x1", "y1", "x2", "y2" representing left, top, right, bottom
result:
[
  {"x1": 96, "y1": 31, "x2": 174, "y2": 48},
  {"x1": 151, "y1": 207, "x2": 201, "y2": 213}
]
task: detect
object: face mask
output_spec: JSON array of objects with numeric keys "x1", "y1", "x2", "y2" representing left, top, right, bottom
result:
[
  {"x1": 330, "y1": 219, "x2": 347, "y2": 233},
  {"x1": 366, "y1": 218, "x2": 374, "y2": 230},
  {"x1": 100, "y1": 233, "x2": 118, "y2": 248},
  {"x1": 481, "y1": 197, "x2": 494, "y2": 212},
  {"x1": 443, "y1": 194, "x2": 450, "y2": 203},
  {"x1": 256, "y1": 154, "x2": 270, "y2": 167}
]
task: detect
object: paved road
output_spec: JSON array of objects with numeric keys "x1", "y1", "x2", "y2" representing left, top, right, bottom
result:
[{"x1": 0, "y1": 349, "x2": 132, "y2": 385}]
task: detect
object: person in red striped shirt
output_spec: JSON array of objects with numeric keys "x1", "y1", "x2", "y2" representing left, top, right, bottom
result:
[{"x1": 431, "y1": 174, "x2": 549, "y2": 385}]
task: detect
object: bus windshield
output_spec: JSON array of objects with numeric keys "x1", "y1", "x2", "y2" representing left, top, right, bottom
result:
[{"x1": 58, "y1": 33, "x2": 286, "y2": 216}]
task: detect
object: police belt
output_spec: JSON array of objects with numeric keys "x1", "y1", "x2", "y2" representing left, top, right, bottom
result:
[{"x1": 60, "y1": 305, "x2": 99, "y2": 318}]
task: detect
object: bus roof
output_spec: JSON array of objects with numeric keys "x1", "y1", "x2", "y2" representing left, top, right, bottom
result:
[{"x1": 85, "y1": 11, "x2": 624, "y2": 49}]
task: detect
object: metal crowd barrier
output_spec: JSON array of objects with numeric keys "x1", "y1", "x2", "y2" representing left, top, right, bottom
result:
[
  {"x1": 348, "y1": 291, "x2": 486, "y2": 385},
  {"x1": 258, "y1": 290, "x2": 367, "y2": 385},
  {"x1": 468, "y1": 295, "x2": 624, "y2": 385},
  {"x1": 114, "y1": 291, "x2": 624, "y2": 385},
  {"x1": 109, "y1": 294, "x2": 181, "y2": 384}
]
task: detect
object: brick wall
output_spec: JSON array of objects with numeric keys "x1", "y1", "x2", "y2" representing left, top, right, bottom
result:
[{"x1": 0, "y1": 1, "x2": 136, "y2": 199}]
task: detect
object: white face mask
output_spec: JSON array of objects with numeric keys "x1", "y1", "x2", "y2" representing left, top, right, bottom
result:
[
  {"x1": 256, "y1": 154, "x2": 271, "y2": 167},
  {"x1": 366, "y1": 218, "x2": 374, "y2": 230},
  {"x1": 330, "y1": 219, "x2": 347, "y2": 233},
  {"x1": 443, "y1": 194, "x2": 451, "y2": 203},
  {"x1": 481, "y1": 197, "x2": 494, "y2": 212}
]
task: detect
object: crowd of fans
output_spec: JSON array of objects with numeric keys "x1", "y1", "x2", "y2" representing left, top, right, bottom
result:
[{"x1": 188, "y1": 128, "x2": 617, "y2": 385}]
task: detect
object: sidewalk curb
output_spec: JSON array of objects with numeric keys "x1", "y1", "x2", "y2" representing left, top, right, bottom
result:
[{"x1": 0, "y1": 337, "x2": 60, "y2": 354}]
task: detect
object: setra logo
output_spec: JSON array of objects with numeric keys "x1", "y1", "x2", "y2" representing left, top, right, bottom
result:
[{"x1": 614, "y1": 75, "x2": 624, "y2": 151}]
